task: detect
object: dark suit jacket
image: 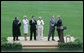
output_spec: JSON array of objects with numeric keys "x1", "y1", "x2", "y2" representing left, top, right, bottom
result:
[
  {"x1": 56, "y1": 19, "x2": 63, "y2": 31},
  {"x1": 49, "y1": 19, "x2": 56, "y2": 32},
  {"x1": 29, "y1": 20, "x2": 37, "y2": 31}
]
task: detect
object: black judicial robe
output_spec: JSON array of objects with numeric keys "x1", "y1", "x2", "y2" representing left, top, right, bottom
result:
[{"x1": 12, "y1": 20, "x2": 21, "y2": 36}]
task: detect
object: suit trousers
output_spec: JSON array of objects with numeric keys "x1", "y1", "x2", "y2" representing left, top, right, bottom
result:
[
  {"x1": 48, "y1": 28, "x2": 55, "y2": 40},
  {"x1": 57, "y1": 30, "x2": 64, "y2": 42},
  {"x1": 30, "y1": 30, "x2": 36, "y2": 40}
]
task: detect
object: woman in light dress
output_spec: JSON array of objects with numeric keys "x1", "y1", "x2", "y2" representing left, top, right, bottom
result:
[
  {"x1": 23, "y1": 16, "x2": 29, "y2": 41},
  {"x1": 37, "y1": 16, "x2": 44, "y2": 40}
]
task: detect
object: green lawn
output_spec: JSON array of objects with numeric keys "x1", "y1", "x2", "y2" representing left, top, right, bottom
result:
[
  {"x1": 1, "y1": 49, "x2": 83, "y2": 52},
  {"x1": 1, "y1": 1, "x2": 83, "y2": 52}
]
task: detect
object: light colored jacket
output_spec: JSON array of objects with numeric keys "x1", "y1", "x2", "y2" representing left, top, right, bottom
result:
[{"x1": 37, "y1": 20, "x2": 44, "y2": 30}]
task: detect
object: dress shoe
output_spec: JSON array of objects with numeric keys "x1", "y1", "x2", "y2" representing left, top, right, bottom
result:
[
  {"x1": 16, "y1": 39, "x2": 20, "y2": 41},
  {"x1": 52, "y1": 39, "x2": 55, "y2": 41}
]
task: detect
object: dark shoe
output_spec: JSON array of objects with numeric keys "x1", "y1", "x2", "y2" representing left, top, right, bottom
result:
[
  {"x1": 34, "y1": 39, "x2": 37, "y2": 40},
  {"x1": 52, "y1": 39, "x2": 55, "y2": 41},
  {"x1": 48, "y1": 39, "x2": 50, "y2": 41},
  {"x1": 13, "y1": 39, "x2": 15, "y2": 41},
  {"x1": 57, "y1": 40, "x2": 61, "y2": 42},
  {"x1": 16, "y1": 39, "x2": 20, "y2": 41}
]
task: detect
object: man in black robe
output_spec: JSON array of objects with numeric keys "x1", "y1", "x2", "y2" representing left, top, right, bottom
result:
[
  {"x1": 29, "y1": 16, "x2": 37, "y2": 41},
  {"x1": 12, "y1": 17, "x2": 21, "y2": 41}
]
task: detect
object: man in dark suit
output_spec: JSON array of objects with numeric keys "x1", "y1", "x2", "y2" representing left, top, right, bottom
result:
[
  {"x1": 48, "y1": 16, "x2": 56, "y2": 41},
  {"x1": 56, "y1": 16, "x2": 64, "y2": 43},
  {"x1": 12, "y1": 17, "x2": 21, "y2": 41},
  {"x1": 29, "y1": 16, "x2": 37, "y2": 40}
]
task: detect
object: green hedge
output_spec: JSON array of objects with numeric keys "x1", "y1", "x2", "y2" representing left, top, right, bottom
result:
[
  {"x1": 1, "y1": 37, "x2": 22, "y2": 50},
  {"x1": 58, "y1": 39, "x2": 83, "y2": 50},
  {"x1": 1, "y1": 37, "x2": 7, "y2": 42},
  {"x1": 1, "y1": 42, "x2": 22, "y2": 50}
]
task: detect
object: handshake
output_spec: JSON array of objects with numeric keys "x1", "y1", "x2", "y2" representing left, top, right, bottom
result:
[{"x1": 51, "y1": 24, "x2": 54, "y2": 26}]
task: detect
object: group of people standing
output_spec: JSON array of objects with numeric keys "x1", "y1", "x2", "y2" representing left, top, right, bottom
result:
[{"x1": 12, "y1": 15, "x2": 65, "y2": 42}]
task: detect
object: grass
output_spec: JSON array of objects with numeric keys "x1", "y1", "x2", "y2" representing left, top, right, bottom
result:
[
  {"x1": 1, "y1": 1, "x2": 83, "y2": 52},
  {"x1": 1, "y1": 49, "x2": 83, "y2": 52}
]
